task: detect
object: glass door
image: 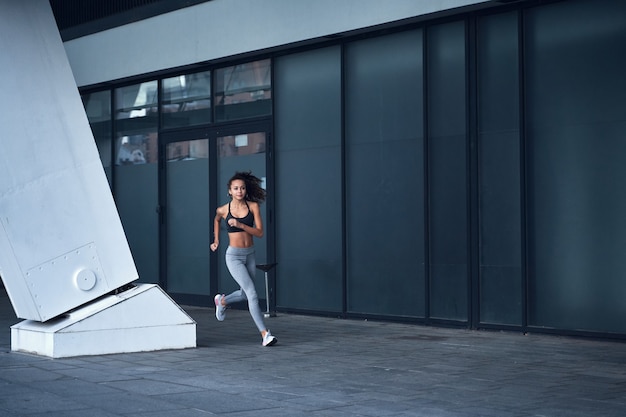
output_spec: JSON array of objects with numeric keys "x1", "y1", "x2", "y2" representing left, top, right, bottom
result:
[
  {"x1": 215, "y1": 130, "x2": 269, "y2": 299},
  {"x1": 163, "y1": 135, "x2": 211, "y2": 302},
  {"x1": 114, "y1": 81, "x2": 159, "y2": 285},
  {"x1": 161, "y1": 124, "x2": 271, "y2": 305}
]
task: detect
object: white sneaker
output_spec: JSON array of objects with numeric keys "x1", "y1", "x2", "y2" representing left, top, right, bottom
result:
[
  {"x1": 262, "y1": 330, "x2": 277, "y2": 347},
  {"x1": 214, "y1": 294, "x2": 226, "y2": 321}
]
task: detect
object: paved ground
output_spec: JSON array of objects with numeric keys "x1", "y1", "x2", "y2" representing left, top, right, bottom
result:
[{"x1": 0, "y1": 286, "x2": 625, "y2": 416}]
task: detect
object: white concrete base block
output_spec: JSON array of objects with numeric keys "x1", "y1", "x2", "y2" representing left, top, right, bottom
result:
[{"x1": 10, "y1": 284, "x2": 196, "y2": 358}]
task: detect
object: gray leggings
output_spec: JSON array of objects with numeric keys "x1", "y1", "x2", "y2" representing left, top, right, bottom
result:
[{"x1": 224, "y1": 246, "x2": 266, "y2": 332}]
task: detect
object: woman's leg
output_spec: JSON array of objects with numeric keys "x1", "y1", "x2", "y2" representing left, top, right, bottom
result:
[
  {"x1": 224, "y1": 246, "x2": 267, "y2": 332},
  {"x1": 223, "y1": 250, "x2": 257, "y2": 303},
  {"x1": 224, "y1": 288, "x2": 246, "y2": 305}
]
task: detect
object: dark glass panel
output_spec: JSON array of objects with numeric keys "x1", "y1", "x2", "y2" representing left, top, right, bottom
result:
[
  {"x1": 214, "y1": 59, "x2": 271, "y2": 122},
  {"x1": 115, "y1": 81, "x2": 158, "y2": 120},
  {"x1": 427, "y1": 21, "x2": 467, "y2": 321},
  {"x1": 274, "y1": 46, "x2": 342, "y2": 312},
  {"x1": 345, "y1": 29, "x2": 425, "y2": 317},
  {"x1": 162, "y1": 71, "x2": 211, "y2": 128},
  {"x1": 216, "y1": 132, "x2": 267, "y2": 298},
  {"x1": 477, "y1": 11, "x2": 522, "y2": 325},
  {"x1": 82, "y1": 90, "x2": 112, "y2": 184},
  {"x1": 166, "y1": 139, "x2": 210, "y2": 295},
  {"x1": 114, "y1": 81, "x2": 159, "y2": 166},
  {"x1": 526, "y1": 0, "x2": 626, "y2": 333},
  {"x1": 113, "y1": 82, "x2": 159, "y2": 284}
]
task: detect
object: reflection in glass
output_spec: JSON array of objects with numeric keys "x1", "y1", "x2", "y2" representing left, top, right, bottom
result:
[
  {"x1": 114, "y1": 81, "x2": 159, "y2": 166},
  {"x1": 217, "y1": 132, "x2": 266, "y2": 157},
  {"x1": 113, "y1": 127, "x2": 159, "y2": 284},
  {"x1": 215, "y1": 59, "x2": 272, "y2": 121},
  {"x1": 82, "y1": 90, "x2": 112, "y2": 183},
  {"x1": 115, "y1": 132, "x2": 157, "y2": 165},
  {"x1": 162, "y1": 71, "x2": 211, "y2": 128},
  {"x1": 115, "y1": 81, "x2": 158, "y2": 119},
  {"x1": 83, "y1": 90, "x2": 111, "y2": 123},
  {"x1": 113, "y1": 81, "x2": 159, "y2": 284},
  {"x1": 166, "y1": 138, "x2": 209, "y2": 161}
]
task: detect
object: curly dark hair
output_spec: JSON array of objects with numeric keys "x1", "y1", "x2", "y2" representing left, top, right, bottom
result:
[{"x1": 228, "y1": 171, "x2": 266, "y2": 203}]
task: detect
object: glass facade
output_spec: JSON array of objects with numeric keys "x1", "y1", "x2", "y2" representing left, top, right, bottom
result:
[
  {"x1": 345, "y1": 30, "x2": 425, "y2": 317},
  {"x1": 275, "y1": 46, "x2": 343, "y2": 312},
  {"x1": 165, "y1": 139, "x2": 210, "y2": 295},
  {"x1": 216, "y1": 132, "x2": 268, "y2": 300},
  {"x1": 82, "y1": 90, "x2": 112, "y2": 183},
  {"x1": 214, "y1": 60, "x2": 271, "y2": 122},
  {"x1": 113, "y1": 81, "x2": 159, "y2": 284},
  {"x1": 162, "y1": 71, "x2": 211, "y2": 129},
  {"x1": 525, "y1": 0, "x2": 626, "y2": 333},
  {"x1": 427, "y1": 21, "x2": 468, "y2": 321},
  {"x1": 80, "y1": 0, "x2": 626, "y2": 338},
  {"x1": 477, "y1": 11, "x2": 522, "y2": 326},
  {"x1": 115, "y1": 81, "x2": 158, "y2": 166}
]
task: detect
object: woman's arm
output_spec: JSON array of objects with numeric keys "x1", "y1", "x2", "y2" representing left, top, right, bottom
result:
[{"x1": 210, "y1": 206, "x2": 225, "y2": 251}]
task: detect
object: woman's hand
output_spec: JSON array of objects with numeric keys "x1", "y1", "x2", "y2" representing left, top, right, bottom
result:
[
  {"x1": 210, "y1": 241, "x2": 219, "y2": 252},
  {"x1": 228, "y1": 218, "x2": 240, "y2": 229}
]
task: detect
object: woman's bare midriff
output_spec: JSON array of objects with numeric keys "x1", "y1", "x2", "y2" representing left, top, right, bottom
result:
[{"x1": 228, "y1": 232, "x2": 254, "y2": 248}]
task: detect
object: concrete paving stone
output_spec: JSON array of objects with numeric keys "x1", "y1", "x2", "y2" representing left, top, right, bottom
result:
[
  {"x1": 115, "y1": 364, "x2": 172, "y2": 375},
  {"x1": 0, "y1": 351, "x2": 35, "y2": 367},
  {"x1": 2, "y1": 287, "x2": 626, "y2": 416},
  {"x1": 51, "y1": 365, "x2": 140, "y2": 383},
  {"x1": 45, "y1": 356, "x2": 111, "y2": 367},
  {"x1": 101, "y1": 378, "x2": 207, "y2": 396},
  {"x1": 25, "y1": 408, "x2": 122, "y2": 417},
  {"x1": 279, "y1": 394, "x2": 351, "y2": 412},
  {"x1": 135, "y1": 370, "x2": 207, "y2": 384},
  {"x1": 258, "y1": 384, "x2": 330, "y2": 397},
  {"x1": 0, "y1": 366, "x2": 66, "y2": 383},
  {"x1": 340, "y1": 400, "x2": 443, "y2": 417},
  {"x1": 28, "y1": 378, "x2": 124, "y2": 397},
  {"x1": 254, "y1": 388, "x2": 307, "y2": 402},
  {"x1": 0, "y1": 389, "x2": 87, "y2": 414},
  {"x1": 221, "y1": 408, "x2": 306, "y2": 417},
  {"x1": 390, "y1": 411, "x2": 467, "y2": 417},
  {"x1": 71, "y1": 391, "x2": 186, "y2": 415},
  {"x1": 55, "y1": 355, "x2": 136, "y2": 371},
  {"x1": 132, "y1": 410, "x2": 219, "y2": 417},
  {"x1": 25, "y1": 360, "x2": 83, "y2": 373},
  {"x1": 530, "y1": 402, "x2": 624, "y2": 417},
  {"x1": 348, "y1": 387, "x2": 420, "y2": 403},
  {"x1": 158, "y1": 390, "x2": 282, "y2": 414},
  {"x1": 212, "y1": 376, "x2": 288, "y2": 392},
  {"x1": 445, "y1": 405, "x2": 526, "y2": 417},
  {"x1": 0, "y1": 380, "x2": 35, "y2": 398},
  {"x1": 297, "y1": 407, "x2": 376, "y2": 417}
]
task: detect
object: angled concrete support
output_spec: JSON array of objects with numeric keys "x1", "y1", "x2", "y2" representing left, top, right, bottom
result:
[
  {"x1": 0, "y1": 0, "x2": 196, "y2": 357},
  {"x1": 11, "y1": 284, "x2": 196, "y2": 358}
]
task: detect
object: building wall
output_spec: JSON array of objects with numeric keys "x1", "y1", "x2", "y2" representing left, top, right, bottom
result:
[
  {"x1": 64, "y1": 0, "x2": 489, "y2": 87},
  {"x1": 74, "y1": 0, "x2": 626, "y2": 339}
]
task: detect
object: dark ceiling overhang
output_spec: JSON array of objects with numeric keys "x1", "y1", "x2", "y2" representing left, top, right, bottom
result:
[{"x1": 49, "y1": 0, "x2": 211, "y2": 41}]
